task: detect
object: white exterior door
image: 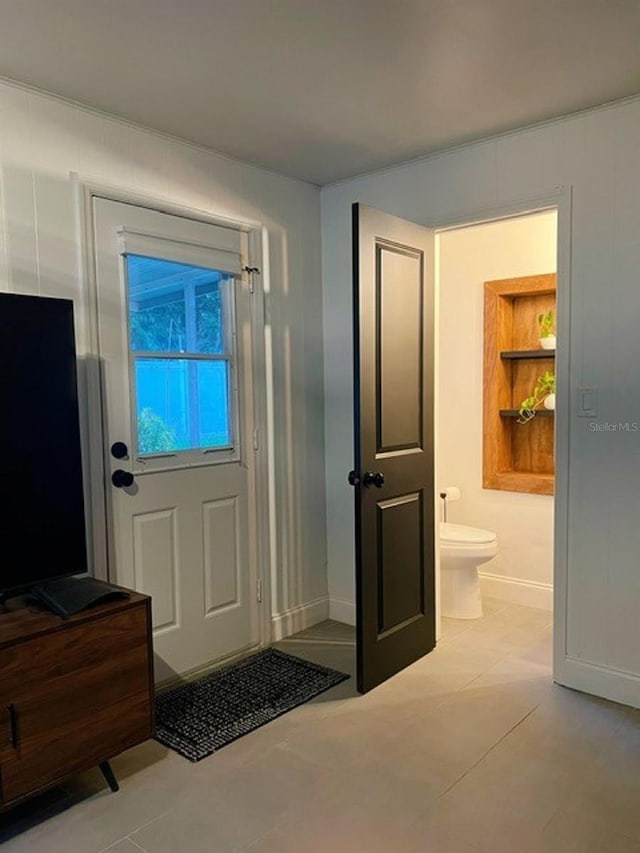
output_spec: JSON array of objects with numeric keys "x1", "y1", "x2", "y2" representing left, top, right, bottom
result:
[{"x1": 92, "y1": 198, "x2": 261, "y2": 682}]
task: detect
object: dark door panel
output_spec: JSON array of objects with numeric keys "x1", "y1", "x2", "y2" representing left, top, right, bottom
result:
[
  {"x1": 377, "y1": 244, "x2": 424, "y2": 453},
  {"x1": 377, "y1": 492, "x2": 424, "y2": 634},
  {"x1": 352, "y1": 203, "x2": 435, "y2": 693}
]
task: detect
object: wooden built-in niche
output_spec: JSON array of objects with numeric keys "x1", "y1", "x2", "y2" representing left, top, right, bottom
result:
[{"x1": 483, "y1": 274, "x2": 556, "y2": 496}]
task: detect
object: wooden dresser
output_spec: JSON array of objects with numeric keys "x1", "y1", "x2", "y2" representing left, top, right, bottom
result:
[{"x1": 0, "y1": 590, "x2": 154, "y2": 810}]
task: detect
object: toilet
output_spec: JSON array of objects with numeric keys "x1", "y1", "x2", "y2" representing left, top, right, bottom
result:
[{"x1": 440, "y1": 522, "x2": 498, "y2": 619}]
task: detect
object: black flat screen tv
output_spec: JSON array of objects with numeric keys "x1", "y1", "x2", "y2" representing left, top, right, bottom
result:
[{"x1": 0, "y1": 293, "x2": 87, "y2": 596}]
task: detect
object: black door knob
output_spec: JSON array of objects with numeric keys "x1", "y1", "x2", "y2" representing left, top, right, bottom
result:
[
  {"x1": 111, "y1": 441, "x2": 129, "y2": 459},
  {"x1": 362, "y1": 471, "x2": 385, "y2": 488},
  {"x1": 347, "y1": 470, "x2": 360, "y2": 486},
  {"x1": 112, "y1": 469, "x2": 134, "y2": 488}
]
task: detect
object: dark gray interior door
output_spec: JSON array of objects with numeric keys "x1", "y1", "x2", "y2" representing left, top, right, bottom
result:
[{"x1": 351, "y1": 202, "x2": 436, "y2": 693}]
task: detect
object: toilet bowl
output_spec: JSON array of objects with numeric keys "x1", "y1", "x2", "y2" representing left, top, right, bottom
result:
[{"x1": 440, "y1": 522, "x2": 498, "y2": 619}]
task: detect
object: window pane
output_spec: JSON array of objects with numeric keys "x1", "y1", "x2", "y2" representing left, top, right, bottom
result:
[
  {"x1": 127, "y1": 256, "x2": 186, "y2": 351},
  {"x1": 135, "y1": 358, "x2": 231, "y2": 454},
  {"x1": 127, "y1": 255, "x2": 227, "y2": 354},
  {"x1": 196, "y1": 281, "x2": 225, "y2": 354}
]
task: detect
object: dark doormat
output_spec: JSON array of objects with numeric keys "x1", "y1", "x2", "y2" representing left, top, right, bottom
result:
[{"x1": 154, "y1": 647, "x2": 350, "y2": 761}]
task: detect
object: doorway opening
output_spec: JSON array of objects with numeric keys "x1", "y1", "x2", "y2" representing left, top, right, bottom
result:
[{"x1": 435, "y1": 209, "x2": 558, "y2": 666}]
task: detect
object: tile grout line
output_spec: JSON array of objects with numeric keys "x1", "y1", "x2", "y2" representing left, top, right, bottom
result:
[
  {"x1": 127, "y1": 838, "x2": 150, "y2": 853},
  {"x1": 437, "y1": 703, "x2": 541, "y2": 799},
  {"x1": 99, "y1": 831, "x2": 150, "y2": 853},
  {"x1": 100, "y1": 809, "x2": 174, "y2": 852},
  {"x1": 535, "y1": 801, "x2": 565, "y2": 842}
]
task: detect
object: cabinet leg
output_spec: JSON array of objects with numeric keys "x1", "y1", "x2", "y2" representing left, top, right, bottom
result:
[{"x1": 99, "y1": 761, "x2": 120, "y2": 792}]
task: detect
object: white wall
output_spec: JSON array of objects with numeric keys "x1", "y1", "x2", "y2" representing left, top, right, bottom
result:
[
  {"x1": 438, "y1": 211, "x2": 557, "y2": 610},
  {"x1": 322, "y1": 96, "x2": 640, "y2": 708},
  {"x1": 0, "y1": 80, "x2": 327, "y2": 635}
]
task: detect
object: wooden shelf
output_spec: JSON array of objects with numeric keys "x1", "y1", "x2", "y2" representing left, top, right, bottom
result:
[
  {"x1": 484, "y1": 470, "x2": 555, "y2": 496},
  {"x1": 501, "y1": 349, "x2": 555, "y2": 360},
  {"x1": 483, "y1": 273, "x2": 556, "y2": 496},
  {"x1": 500, "y1": 409, "x2": 554, "y2": 418}
]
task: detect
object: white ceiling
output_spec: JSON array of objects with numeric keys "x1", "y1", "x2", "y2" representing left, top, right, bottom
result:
[{"x1": 1, "y1": 0, "x2": 640, "y2": 185}]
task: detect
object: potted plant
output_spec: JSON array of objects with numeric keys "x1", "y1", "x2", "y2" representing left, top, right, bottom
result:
[
  {"x1": 538, "y1": 309, "x2": 556, "y2": 349},
  {"x1": 518, "y1": 371, "x2": 556, "y2": 423}
]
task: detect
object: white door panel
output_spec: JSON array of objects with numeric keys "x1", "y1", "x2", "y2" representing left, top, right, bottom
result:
[{"x1": 93, "y1": 197, "x2": 259, "y2": 681}]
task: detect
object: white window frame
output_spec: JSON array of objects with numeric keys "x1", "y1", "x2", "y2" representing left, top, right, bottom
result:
[{"x1": 118, "y1": 236, "x2": 243, "y2": 474}]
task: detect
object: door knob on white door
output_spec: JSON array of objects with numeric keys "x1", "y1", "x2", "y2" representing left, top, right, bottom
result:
[
  {"x1": 111, "y1": 469, "x2": 134, "y2": 488},
  {"x1": 110, "y1": 441, "x2": 129, "y2": 459}
]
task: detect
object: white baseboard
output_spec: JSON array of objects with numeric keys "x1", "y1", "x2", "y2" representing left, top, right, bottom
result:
[
  {"x1": 271, "y1": 595, "x2": 329, "y2": 641},
  {"x1": 478, "y1": 571, "x2": 553, "y2": 611},
  {"x1": 556, "y1": 655, "x2": 640, "y2": 710},
  {"x1": 329, "y1": 597, "x2": 356, "y2": 626},
  {"x1": 325, "y1": 577, "x2": 550, "y2": 625}
]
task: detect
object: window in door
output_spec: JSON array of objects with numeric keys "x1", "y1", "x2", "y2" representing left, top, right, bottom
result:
[{"x1": 125, "y1": 255, "x2": 237, "y2": 461}]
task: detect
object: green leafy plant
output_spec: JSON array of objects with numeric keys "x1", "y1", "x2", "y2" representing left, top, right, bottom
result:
[
  {"x1": 538, "y1": 309, "x2": 555, "y2": 339},
  {"x1": 138, "y1": 408, "x2": 176, "y2": 454},
  {"x1": 518, "y1": 371, "x2": 556, "y2": 423}
]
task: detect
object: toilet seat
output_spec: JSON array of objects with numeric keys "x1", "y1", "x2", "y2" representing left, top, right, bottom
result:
[{"x1": 440, "y1": 522, "x2": 496, "y2": 546}]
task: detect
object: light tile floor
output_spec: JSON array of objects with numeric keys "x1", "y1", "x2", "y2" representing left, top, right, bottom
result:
[{"x1": 1, "y1": 598, "x2": 639, "y2": 852}]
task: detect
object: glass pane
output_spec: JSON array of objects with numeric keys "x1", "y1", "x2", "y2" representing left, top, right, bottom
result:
[
  {"x1": 135, "y1": 358, "x2": 231, "y2": 454},
  {"x1": 196, "y1": 281, "x2": 225, "y2": 354},
  {"x1": 126, "y1": 255, "x2": 227, "y2": 354}
]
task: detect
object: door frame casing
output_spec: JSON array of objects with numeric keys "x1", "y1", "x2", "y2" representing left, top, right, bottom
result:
[
  {"x1": 432, "y1": 186, "x2": 572, "y2": 687},
  {"x1": 73, "y1": 177, "x2": 273, "y2": 653}
]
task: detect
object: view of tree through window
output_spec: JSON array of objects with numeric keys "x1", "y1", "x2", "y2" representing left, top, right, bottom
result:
[{"x1": 126, "y1": 255, "x2": 233, "y2": 455}]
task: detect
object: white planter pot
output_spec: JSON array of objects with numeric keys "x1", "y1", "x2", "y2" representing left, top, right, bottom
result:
[
  {"x1": 544, "y1": 393, "x2": 555, "y2": 410},
  {"x1": 539, "y1": 335, "x2": 556, "y2": 350}
]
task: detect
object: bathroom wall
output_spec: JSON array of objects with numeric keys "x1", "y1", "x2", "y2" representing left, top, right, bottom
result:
[
  {"x1": 0, "y1": 79, "x2": 327, "y2": 638},
  {"x1": 438, "y1": 211, "x2": 557, "y2": 609}
]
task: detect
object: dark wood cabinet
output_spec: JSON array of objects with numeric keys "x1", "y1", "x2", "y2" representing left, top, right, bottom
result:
[{"x1": 0, "y1": 590, "x2": 154, "y2": 810}]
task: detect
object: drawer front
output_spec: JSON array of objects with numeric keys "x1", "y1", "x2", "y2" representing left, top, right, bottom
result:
[
  {"x1": 0, "y1": 605, "x2": 150, "y2": 701},
  {"x1": 7, "y1": 640, "x2": 151, "y2": 743},
  {"x1": 0, "y1": 692, "x2": 152, "y2": 803},
  {"x1": 0, "y1": 705, "x2": 18, "y2": 763}
]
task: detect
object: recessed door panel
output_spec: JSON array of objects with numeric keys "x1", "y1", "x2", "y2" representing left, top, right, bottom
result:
[
  {"x1": 203, "y1": 497, "x2": 241, "y2": 614},
  {"x1": 133, "y1": 509, "x2": 179, "y2": 632},
  {"x1": 377, "y1": 492, "x2": 423, "y2": 635},
  {"x1": 377, "y1": 246, "x2": 423, "y2": 454}
]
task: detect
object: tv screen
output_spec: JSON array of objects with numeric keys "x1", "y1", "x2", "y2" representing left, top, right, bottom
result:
[{"x1": 0, "y1": 293, "x2": 87, "y2": 595}]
